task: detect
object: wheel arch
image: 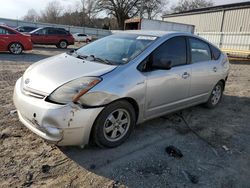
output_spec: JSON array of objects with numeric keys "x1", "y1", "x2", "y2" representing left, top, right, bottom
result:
[
  {"x1": 219, "y1": 79, "x2": 226, "y2": 90},
  {"x1": 88, "y1": 97, "x2": 140, "y2": 145},
  {"x1": 8, "y1": 42, "x2": 24, "y2": 50}
]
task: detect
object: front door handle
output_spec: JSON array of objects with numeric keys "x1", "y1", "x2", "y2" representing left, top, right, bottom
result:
[
  {"x1": 213, "y1": 67, "x2": 217, "y2": 72},
  {"x1": 182, "y1": 72, "x2": 190, "y2": 79}
]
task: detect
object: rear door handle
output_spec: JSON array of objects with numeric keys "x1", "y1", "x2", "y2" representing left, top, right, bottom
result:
[
  {"x1": 182, "y1": 72, "x2": 190, "y2": 79},
  {"x1": 213, "y1": 67, "x2": 217, "y2": 72}
]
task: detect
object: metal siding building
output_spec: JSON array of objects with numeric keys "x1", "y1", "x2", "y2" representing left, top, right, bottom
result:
[{"x1": 162, "y1": 2, "x2": 250, "y2": 32}]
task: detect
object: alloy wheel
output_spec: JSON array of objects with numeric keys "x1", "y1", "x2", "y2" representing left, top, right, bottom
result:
[
  {"x1": 9, "y1": 43, "x2": 22, "y2": 54},
  {"x1": 103, "y1": 109, "x2": 131, "y2": 142},
  {"x1": 211, "y1": 85, "x2": 222, "y2": 105}
]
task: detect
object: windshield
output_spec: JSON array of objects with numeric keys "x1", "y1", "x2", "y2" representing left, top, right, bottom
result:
[{"x1": 74, "y1": 34, "x2": 157, "y2": 65}]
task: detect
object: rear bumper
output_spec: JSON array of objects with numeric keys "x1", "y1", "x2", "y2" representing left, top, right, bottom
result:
[{"x1": 13, "y1": 78, "x2": 103, "y2": 146}]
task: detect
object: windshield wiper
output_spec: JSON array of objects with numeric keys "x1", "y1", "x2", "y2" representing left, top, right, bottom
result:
[{"x1": 88, "y1": 55, "x2": 114, "y2": 65}]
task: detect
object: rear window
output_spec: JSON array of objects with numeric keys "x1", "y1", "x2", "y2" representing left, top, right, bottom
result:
[{"x1": 210, "y1": 45, "x2": 221, "y2": 60}]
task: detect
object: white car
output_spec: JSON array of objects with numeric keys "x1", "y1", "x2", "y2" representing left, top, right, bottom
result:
[{"x1": 73, "y1": 33, "x2": 92, "y2": 43}]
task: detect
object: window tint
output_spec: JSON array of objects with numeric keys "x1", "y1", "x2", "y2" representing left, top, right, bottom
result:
[
  {"x1": 0, "y1": 28, "x2": 15, "y2": 34},
  {"x1": 48, "y1": 28, "x2": 60, "y2": 35},
  {"x1": 152, "y1": 37, "x2": 187, "y2": 67},
  {"x1": 36, "y1": 28, "x2": 47, "y2": 35},
  {"x1": 189, "y1": 38, "x2": 212, "y2": 63},
  {"x1": 56, "y1": 29, "x2": 67, "y2": 35},
  {"x1": 78, "y1": 34, "x2": 86, "y2": 36},
  {"x1": 0, "y1": 28, "x2": 7, "y2": 34},
  {"x1": 210, "y1": 44, "x2": 221, "y2": 60}
]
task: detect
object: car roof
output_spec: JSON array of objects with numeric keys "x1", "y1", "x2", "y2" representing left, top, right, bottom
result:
[{"x1": 114, "y1": 30, "x2": 190, "y2": 37}]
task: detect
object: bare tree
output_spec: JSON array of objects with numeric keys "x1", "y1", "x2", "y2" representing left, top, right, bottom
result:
[
  {"x1": 40, "y1": 0, "x2": 63, "y2": 24},
  {"x1": 96, "y1": 0, "x2": 140, "y2": 29},
  {"x1": 23, "y1": 9, "x2": 39, "y2": 22},
  {"x1": 143, "y1": 0, "x2": 168, "y2": 19},
  {"x1": 171, "y1": 0, "x2": 213, "y2": 13}
]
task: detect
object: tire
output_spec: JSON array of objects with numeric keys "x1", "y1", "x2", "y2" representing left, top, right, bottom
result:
[
  {"x1": 204, "y1": 81, "x2": 224, "y2": 108},
  {"x1": 86, "y1": 39, "x2": 90, "y2": 43},
  {"x1": 92, "y1": 100, "x2": 136, "y2": 148},
  {"x1": 58, "y1": 40, "x2": 68, "y2": 49},
  {"x1": 9, "y1": 42, "x2": 23, "y2": 54}
]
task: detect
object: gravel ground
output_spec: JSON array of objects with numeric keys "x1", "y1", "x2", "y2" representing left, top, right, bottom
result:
[{"x1": 0, "y1": 47, "x2": 250, "y2": 188}]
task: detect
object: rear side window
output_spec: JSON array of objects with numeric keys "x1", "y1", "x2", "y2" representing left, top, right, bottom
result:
[
  {"x1": 78, "y1": 34, "x2": 86, "y2": 36},
  {"x1": 56, "y1": 29, "x2": 67, "y2": 35},
  {"x1": 189, "y1": 38, "x2": 212, "y2": 63},
  {"x1": 152, "y1": 37, "x2": 187, "y2": 67},
  {"x1": 210, "y1": 45, "x2": 221, "y2": 60}
]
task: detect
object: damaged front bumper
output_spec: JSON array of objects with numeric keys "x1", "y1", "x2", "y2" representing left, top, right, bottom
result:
[{"x1": 13, "y1": 78, "x2": 103, "y2": 146}]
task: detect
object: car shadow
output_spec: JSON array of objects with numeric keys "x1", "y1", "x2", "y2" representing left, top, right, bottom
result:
[
  {"x1": 60, "y1": 94, "x2": 250, "y2": 187},
  {"x1": 0, "y1": 51, "x2": 51, "y2": 63}
]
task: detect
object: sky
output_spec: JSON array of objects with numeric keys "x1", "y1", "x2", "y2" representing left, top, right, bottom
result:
[{"x1": 0, "y1": 0, "x2": 249, "y2": 20}]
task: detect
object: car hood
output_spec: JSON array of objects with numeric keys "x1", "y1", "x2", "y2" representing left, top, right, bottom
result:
[{"x1": 22, "y1": 53, "x2": 117, "y2": 94}]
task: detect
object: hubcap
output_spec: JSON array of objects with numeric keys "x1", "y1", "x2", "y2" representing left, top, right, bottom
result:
[
  {"x1": 211, "y1": 85, "x2": 222, "y2": 105},
  {"x1": 60, "y1": 41, "x2": 67, "y2": 48},
  {"x1": 103, "y1": 109, "x2": 130, "y2": 142},
  {"x1": 10, "y1": 43, "x2": 22, "y2": 54}
]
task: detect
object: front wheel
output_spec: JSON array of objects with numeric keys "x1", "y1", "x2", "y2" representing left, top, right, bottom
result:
[
  {"x1": 9, "y1": 42, "x2": 23, "y2": 54},
  {"x1": 92, "y1": 100, "x2": 136, "y2": 148},
  {"x1": 205, "y1": 81, "x2": 224, "y2": 108}
]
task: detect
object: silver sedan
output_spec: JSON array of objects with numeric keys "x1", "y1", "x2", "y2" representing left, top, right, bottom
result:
[{"x1": 13, "y1": 30, "x2": 229, "y2": 148}]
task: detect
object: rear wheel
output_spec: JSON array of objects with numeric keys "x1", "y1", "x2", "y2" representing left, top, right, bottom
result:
[
  {"x1": 58, "y1": 40, "x2": 68, "y2": 49},
  {"x1": 9, "y1": 42, "x2": 23, "y2": 54},
  {"x1": 205, "y1": 81, "x2": 224, "y2": 108},
  {"x1": 92, "y1": 100, "x2": 136, "y2": 148}
]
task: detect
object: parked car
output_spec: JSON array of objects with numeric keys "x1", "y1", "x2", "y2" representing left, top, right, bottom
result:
[
  {"x1": 13, "y1": 30, "x2": 229, "y2": 148},
  {"x1": 0, "y1": 25, "x2": 32, "y2": 54},
  {"x1": 73, "y1": 33, "x2": 92, "y2": 43},
  {"x1": 15, "y1": 26, "x2": 37, "y2": 33},
  {"x1": 30, "y1": 27, "x2": 74, "y2": 48}
]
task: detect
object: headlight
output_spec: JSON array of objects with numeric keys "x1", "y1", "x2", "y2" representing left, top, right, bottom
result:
[{"x1": 48, "y1": 77, "x2": 101, "y2": 104}]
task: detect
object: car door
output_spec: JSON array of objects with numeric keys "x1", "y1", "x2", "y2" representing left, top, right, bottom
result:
[
  {"x1": 188, "y1": 37, "x2": 216, "y2": 102},
  {"x1": 144, "y1": 36, "x2": 191, "y2": 118},
  {"x1": 47, "y1": 28, "x2": 60, "y2": 44},
  {"x1": 0, "y1": 27, "x2": 8, "y2": 50},
  {"x1": 31, "y1": 28, "x2": 47, "y2": 44},
  {"x1": 0, "y1": 27, "x2": 15, "y2": 51}
]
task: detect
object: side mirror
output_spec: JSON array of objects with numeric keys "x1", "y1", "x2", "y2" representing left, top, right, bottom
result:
[{"x1": 152, "y1": 58, "x2": 172, "y2": 70}]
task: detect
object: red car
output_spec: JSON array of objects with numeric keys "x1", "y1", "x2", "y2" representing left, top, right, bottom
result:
[
  {"x1": 0, "y1": 25, "x2": 32, "y2": 54},
  {"x1": 30, "y1": 27, "x2": 75, "y2": 49}
]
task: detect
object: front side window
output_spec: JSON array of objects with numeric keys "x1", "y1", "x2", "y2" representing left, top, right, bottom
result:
[
  {"x1": 0, "y1": 28, "x2": 15, "y2": 35},
  {"x1": 189, "y1": 38, "x2": 212, "y2": 63},
  {"x1": 32, "y1": 28, "x2": 47, "y2": 35},
  {"x1": 75, "y1": 34, "x2": 157, "y2": 65},
  {"x1": 0, "y1": 28, "x2": 7, "y2": 34},
  {"x1": 152, "y1": 37, "x2": 187, "y2": 68}
]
